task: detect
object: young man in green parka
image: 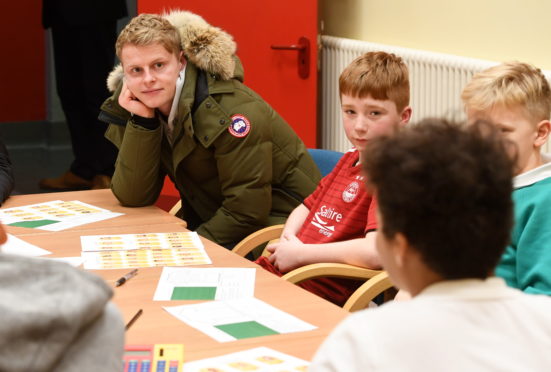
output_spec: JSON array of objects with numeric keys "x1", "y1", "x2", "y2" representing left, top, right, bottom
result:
[{"x1": 99, "y1": 11, "x2": 320, "y2": 249}]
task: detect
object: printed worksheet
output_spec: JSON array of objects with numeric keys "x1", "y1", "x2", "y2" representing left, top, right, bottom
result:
[
  {"x1": 1, "y1": 234, "x2": 51, "y2": 256},
  {"x1": 153, "y1": 267, "x2": 256, "y2": 301},
  {"x1": 81, "y1": 231, "x2": 211, "y2": 269},
  {"x1": 184, "y1": 346, "x2": 309, "y2": 372},
  {"x1": 164, "y1": 297, "x2": 316, "y2": 342},
  {"x1": 0, "y1": 200, "x2": 122, "y2": 231}
]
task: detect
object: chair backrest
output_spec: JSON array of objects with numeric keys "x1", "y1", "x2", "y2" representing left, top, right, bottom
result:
[
  {"x1": 169, "y1": 200, "x2": 182, "y2": 216},
  {"x1": 307, "y1": 148, "x2": 344, "y2": 177},
  {"x1": 232, "y1": 224, "x2": 283, "y2": 257},
  {"x1": 233, "y1": 224, "x2": 395, "y2": 311}
]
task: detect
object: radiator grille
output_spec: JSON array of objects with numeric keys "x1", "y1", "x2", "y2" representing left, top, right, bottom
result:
[{"x1": 321, "y1": 35, "x2": 551, "y2": 154}]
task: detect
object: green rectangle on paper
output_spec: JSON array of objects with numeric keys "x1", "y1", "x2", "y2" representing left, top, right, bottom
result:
[
  {"x1": 9, "y1": 220, "x2": 59, "y2": 228},
  {"x1": 215, "y1": 321, "x2": 279, "y2": 339},
  {"x1": 171, "y1": 286, "x2": 216, "y2": 300}
]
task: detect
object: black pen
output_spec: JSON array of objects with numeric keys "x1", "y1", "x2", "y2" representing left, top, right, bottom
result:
[
  {"x1": 125, "y1": 309, "x2": 143, "y2": 331},
  {"x1": 115, "y1": 268, "x2": 138, "y2": 287}
]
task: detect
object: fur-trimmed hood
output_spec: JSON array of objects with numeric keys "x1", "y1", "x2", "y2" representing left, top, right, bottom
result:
[{"x1": 107, "y1": 10, "x2": 237, "y2": 92}]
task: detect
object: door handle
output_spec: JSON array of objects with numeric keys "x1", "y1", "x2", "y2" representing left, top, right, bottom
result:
[{"x1": 271, "y1": 36, "x2": 310, "y2": 79}]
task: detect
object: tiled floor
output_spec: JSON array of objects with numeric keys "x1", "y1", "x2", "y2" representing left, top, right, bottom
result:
[
  {"x1": 9, "y1": 146, "x2": 73, "y2": 196},
  {"x1": 1, "y1": 121, "x2": 73, "y2": 196}
]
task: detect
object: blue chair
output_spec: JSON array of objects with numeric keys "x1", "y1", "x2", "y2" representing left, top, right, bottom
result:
[{"x1": 307, "y1": 148, "x2": 344, "y2": 177}]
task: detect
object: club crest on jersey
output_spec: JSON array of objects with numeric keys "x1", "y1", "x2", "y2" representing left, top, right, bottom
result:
[
  {"x1": 229, "y1": 114, "x2": 251, "y2": 138},
  {"x1": 342, "y1": 181, "x2": 360, "y2": 203}
]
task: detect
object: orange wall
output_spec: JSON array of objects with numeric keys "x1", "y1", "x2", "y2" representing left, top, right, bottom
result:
[{"x1": 1, "y1": 1, "x2": 45, "y2": 122}]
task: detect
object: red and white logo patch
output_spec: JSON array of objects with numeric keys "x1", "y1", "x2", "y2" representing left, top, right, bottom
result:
[
  {"x1": 228, "y1": 114, "x2": 251, "y2": 138},
  {"x1": 342, "y1": 181, "x2": 360, "y2": 203}
]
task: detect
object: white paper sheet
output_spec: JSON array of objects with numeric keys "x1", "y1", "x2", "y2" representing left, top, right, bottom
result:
[
  {"x1": 153, "y1": 267, "x2": 256, "y2": 301},
  {"x1": 1, "y1": 234, "x2": 51, "y2": 256},
  {"x1": 184, "y1": 346, "x2": 310, "y2": 371},
  {"x1": 0, "y1": 200, "x2": 122, "y2": 231},
  {"x1": 163, "y1": 297, "x2": 317, "y2": 342}
]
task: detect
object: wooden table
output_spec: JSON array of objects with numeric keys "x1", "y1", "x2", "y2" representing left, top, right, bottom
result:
[{"x1": 3, "y1": 190, "x2": 349, "y2": 362}]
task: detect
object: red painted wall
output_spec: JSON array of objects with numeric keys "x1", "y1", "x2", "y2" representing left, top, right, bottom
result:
[
  {"x1": 0, "y1": 2, "x2": 46, "y2": 122},
  {"x1": 136, "y1": 1, "x2": 319, "y2": 211},
  {"x1": 137, "y1": 1, "x2": 318, "y2": 148}
]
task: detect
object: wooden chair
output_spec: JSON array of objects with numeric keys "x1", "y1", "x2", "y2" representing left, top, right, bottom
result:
[
  {"x1": 343, "y1": 271, "x2": 393, "y2": 311},
  {"x1": 232, "y1": 224, "x2": 395, "y2": 311},
  {"x1": 168, "y1": 200, "x2": 188, "y2": 228},
  {"x1": 169, "y1": 200, "x2": 181, "y2": 216},
  {"x1": 232, "y1": 224, "x2": 284, "y2": 258}
]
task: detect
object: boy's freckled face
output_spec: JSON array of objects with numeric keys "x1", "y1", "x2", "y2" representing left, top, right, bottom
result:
[
  {"x1": 121, "y1": 43, "x2": 184, "y2": 116},
  {"x1": 341, "y1": 94, "x2": 408, "y2": 154},
  {"x1": 467, "y1": 105, "x2": 538, "y2": 175}
]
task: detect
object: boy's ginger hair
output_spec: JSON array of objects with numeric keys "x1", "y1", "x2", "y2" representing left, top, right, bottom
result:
[
  {"x1": 116, "y1": 13, "x2": 182, "y2": 59},
  {"x1": 461, "y1": 62, "x2": 551, "y2": 122},
  {"x1": 339, "y1": 51, "x2": 410, "y2": 112}
]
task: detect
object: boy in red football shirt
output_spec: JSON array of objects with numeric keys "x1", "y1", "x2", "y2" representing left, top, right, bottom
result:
[{"x1": 256, "y1": 52, "x2": 412, "y2": 305}]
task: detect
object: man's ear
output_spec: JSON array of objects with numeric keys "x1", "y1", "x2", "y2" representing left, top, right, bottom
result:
[
  {"x1": 400, "y1": 106, "x2": 413, "y2": 125},
  {"x1": 534, "y1": 119, "x2": 551, "y2": 148},
  {"x1": 178, "y1": 51, "x2": 186, "y2": 68}
]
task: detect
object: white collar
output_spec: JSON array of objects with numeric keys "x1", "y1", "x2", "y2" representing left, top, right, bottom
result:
[
  {"x1": 416, "y1": 277, "x2": 518, "y2": 301},
  {"x1": 514, "y1": 153, "x2": 551, "y2": 188},
  {"x1": 168, "y1": 65, "x2": 187, "y2": 126}
]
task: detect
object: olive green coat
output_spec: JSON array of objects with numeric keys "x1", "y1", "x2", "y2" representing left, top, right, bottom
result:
[{"x1": 100, "y1": 59, "x2": 320, "y2": 247}]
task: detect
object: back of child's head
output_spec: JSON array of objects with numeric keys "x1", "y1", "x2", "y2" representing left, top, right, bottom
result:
[
  {"x1": 339, "y1": 51, "x2": 410, "y2": 112},
  {"x1": 363, "y1": 119, "x2": 514, "y2": 279},
  {"x1": 116, "y1": 13, "x2": 182, "y2": 59},
  {"x1": 462, "y1": 62, "x2": 551, "y2": 122}
]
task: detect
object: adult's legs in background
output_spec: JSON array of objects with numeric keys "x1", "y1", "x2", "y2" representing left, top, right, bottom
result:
[{"x1": 40, "y1": 20, "x2": 118, "y2": 190}]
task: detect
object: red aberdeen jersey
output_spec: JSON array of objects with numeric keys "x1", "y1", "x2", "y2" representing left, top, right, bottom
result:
[
  {"x1": 298, "y1": 149, "x2": 377, "y2": 243},
  {"x1": 256, "y1": 149, "x2": 378, "y2": 306}
]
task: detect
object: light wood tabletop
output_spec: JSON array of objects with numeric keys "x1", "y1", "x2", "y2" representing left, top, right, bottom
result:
[{"x1": 3, "y1": 190, "x2": 349, "y2": 362}]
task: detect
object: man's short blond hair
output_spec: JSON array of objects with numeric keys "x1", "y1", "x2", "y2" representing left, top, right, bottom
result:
[
  {"x1": 461, "y1": 62, "x2": 551, "y2": 122},
  {"x1": 339, "y1": 51, "x2": 410, "y2": 112},
  {"x1": 116, "y1": 13, "x2": 182, "y2": 59}
]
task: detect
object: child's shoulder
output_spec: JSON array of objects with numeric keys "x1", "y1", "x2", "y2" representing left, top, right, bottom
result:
[
  {"x1": 321, "y1": 149, "x2": 360, "y2": 178},
  {"x1": 514, "y1": 158, "x2": 551, "y2": 191},
  {"x1": 513, "y1": 175, "x2": 551, "y2": 209},
  {"x1": 338, "y1": 148, "x2": 360, "y2": 166}
]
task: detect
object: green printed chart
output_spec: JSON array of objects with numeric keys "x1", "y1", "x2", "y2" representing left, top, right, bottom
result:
[
  {"x1": 171, "y1": 286, "x2": 217, "y2": 300},
  {"x1": 163, "y1": 297, "x2": 316, "y2": 342},
  {"x1": 9, "y1": 219, "x2": 58, "y2": 228},
  {"x1": 154, "y1": 267, "x2": 255, "y2": 301},
  {"x1": 215, "y1": 321, "x2": 279, "y2": 339}
]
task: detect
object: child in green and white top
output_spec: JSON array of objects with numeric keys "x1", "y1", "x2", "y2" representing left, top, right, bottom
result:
[{"x1": 462, "y1": 61, "x2": 551, "y2": 295}]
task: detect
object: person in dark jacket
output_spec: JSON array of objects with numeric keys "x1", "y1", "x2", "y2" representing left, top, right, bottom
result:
[
  {"x1": 0, "y1": 139, "x2": 14, "y2": 205},
  {"x1": 40, "y1": 0, "x2": 127, "y2": 190},
  {"x1": 100, "y1": 11, "x2": 320, "y2": 249}
]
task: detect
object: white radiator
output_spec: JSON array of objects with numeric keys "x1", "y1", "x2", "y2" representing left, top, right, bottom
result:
[{"x1": 321, "y1": 35, "x2": 551, "y2": 154}]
